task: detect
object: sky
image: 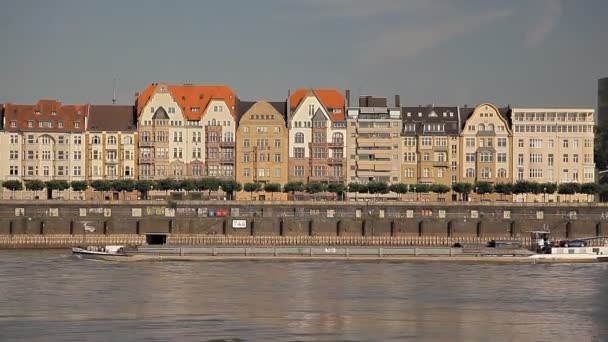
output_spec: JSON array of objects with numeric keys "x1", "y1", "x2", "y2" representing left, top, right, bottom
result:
[{"x1": 0, "y1": 0, "x2": 606, "y2": 108}]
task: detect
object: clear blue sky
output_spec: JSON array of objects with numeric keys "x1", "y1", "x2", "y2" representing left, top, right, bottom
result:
[{"x1": 0, "y1": 0, "x2": 606, "y2": 108}]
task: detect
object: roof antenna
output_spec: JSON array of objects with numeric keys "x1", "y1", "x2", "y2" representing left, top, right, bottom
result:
[{"x1": 112, "y1": 77, "x2": 119, "y2": 104}]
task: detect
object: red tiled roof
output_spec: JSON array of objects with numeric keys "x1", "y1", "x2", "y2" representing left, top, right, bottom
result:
[
  {"x1": 3, "y1": 99, "x2": 88, "y2": 132},
  {"x1": 136, "y1": 83, "x2": 237, "y2": 120},
  {"x1": 289, "y1": 88, "x2": 345, "y2": 121}
]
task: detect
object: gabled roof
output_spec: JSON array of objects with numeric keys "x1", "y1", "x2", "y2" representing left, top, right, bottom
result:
[
  {"x1": 312, "y1": 108, "x2": 328, "y2": 121},
  {"x1": 289, "y1": 88, "x2": 345, "y2": 121},
  {"x1": 88, "y1": 105, "x2": 136, "y2": 132},
  {"x1": 237, "y1": 100, "x2": 288, "y2": 123},
  {"x1": 152, "y1": 107, "x2": 169, "y2": 120},
  {"x1": 402, "y1": 105, "x2": 459, "y2": 135},
  {"x1": 459, "y1": 104, "x2": 511, "y2": 130},
  {"x1": 136, "y1": 83, "x2": 237, "y2": 121},
  {"x1": 3, "y1": 99, "x2": 88, "y2": 132}
]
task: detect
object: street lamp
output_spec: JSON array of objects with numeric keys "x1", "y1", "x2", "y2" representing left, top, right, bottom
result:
[
  {"x1": 543, "y1": 187, "x2": 547, "y2": 203},
  {"x1": 413, "y1": 186, "x2": 417, "y2": 201},
  {"x1": 475, "y1": 186, "x2": 478, "y2": 201}
]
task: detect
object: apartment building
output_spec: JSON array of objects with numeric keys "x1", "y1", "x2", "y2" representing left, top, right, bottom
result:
[
  {"x1": 401, "y1": 106, "x2": 460, "y2": 185},
  {"x1": 459, "y1": 103, "x2": 512, "y2": 184},
  {"x1": 236, "y1": 100, "x2": 288, "y2": 185},
  {"x1": 511, "y1": 107, "x2": 595, "y2": 183},
  {"x1": 346, "y1": 95, "x2": 402, "y2": 184},
  {"x1": 86, "y1": 105, "x2": 138, "y2": 180},
  {"x1": 288, "y1": 89, "x2": 346, "y2": 183},
  {"x1": 2, "y1": 100, "x2": 88, "y2": 182},
  {"x1": 136, "y1": 83, "x2": 237, "y2": 180}
]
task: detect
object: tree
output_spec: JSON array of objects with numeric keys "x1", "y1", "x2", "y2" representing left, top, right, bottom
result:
[
  {"x1": 599, "y1": 184, "x2": 608, "y2": 202},
  {"x1": 540, "y1": 183, "x2": 557, "y2": 194},
  {"x1": 305, "y1": 182, "x2": 326, "y2": 200},
  {"x1": 70, "y1": 181, "x2": 88, "y2": 200},
  {"x1": 284, "y1": 181, "x2": 304, "y2": 194},
  {"x1": 155, "y1": 178, "x2": 177, "y2": 197},
  {"x1": 243, "y1": 182, "x2": 262, "y2": 200},
  {"x1": 112, "y1": 179, "x2": 136, "y2": 199},
  {"x1": 452, "y1": 182, "x2": 473, "y2": 201},
  {"x1": 494, "y1": 183, "x2": 513, "y2": 200},
  {"x1": 134, "y1": 180, "x2": 155, "y2": 200},
  {"x1": 430, "y1": 184, "x2": 450, "y2": 200},
  {"x1": 221, "y1": 180, "x2": 242, "y2": 200},
  {"x1": 263, "y1": 183, "x2": 282, "y2": 201},
  {"x1": 90, "y1": 180, "x2": 113, "y2": 200},
  {"x1": 196, "y1": 177, "x2": 221, "y2": 199},
  {"x1": 474, "y1": 182, "x2": 494, "y2": 194},
  {"x1": 25, "y1": 180, "x2": 45, "y2": 198},
  {"x1": 389, "y1": 183, "x2": 409, "y2": 201},
  {"x1": 367, "y1": 181, "x2": 389, "y2": 196},
  {"x1": 327, "y1": 183, "x2": 346, "y2": 201},
  {"x1": 580, "y1": 182, "x2": 599, "y2": 202},
  {"x1": 179, "y1": 179, "x2": 197, "y2": 196},
  {"x1": 558, "y1": 182, "x2": 580, "y2": 195},
  {"x1": 2, "y1": 180, "x2": 23, "y2": 199},
  {"x1": 45, "y1": 180, "x2": 70, "y2": 199},
  {"x1": 414, "y1": 184, "x2": 430, "y2": 193}
]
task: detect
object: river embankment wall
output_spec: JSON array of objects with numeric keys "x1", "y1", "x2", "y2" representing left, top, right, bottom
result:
[{"x1": 1, "y1": 200, "x2": 608, "y2": 242}]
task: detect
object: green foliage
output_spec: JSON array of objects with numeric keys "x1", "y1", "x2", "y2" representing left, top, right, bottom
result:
[
  {"x1": 305, "y1": 182, "x2": 326, "y2": 194},
  {"x1": 348, "y1": 183, "x2": 367, "y2": 193},
  {"x1": 134, "y1": 180, "x2": 155, "y2": 199},
  {"x1": 90, "y1": 180, "x2": 113, "y2": 192},
  {"x1": 327, "y1": 183, "x2": 346, "y2": 194},
  {"x1": 221, "y1": 180, "x2": 242, "y2": 195},
  {"x1": 493, "y1": 183, "x2": 513, "y2": 194},
  {"x1": 473, "y1": 182, "x2": 493, "y2": 194},
  {"x1": 2, "y1": 180, "x2": 23, "y2": 192},
  {"x1": 283, "y1": 181, "x2": 304, "y2": 193},
  {"x1": 413, "y1": 184, "x2": 430, "y2": 193},
  {"x1": 388, "y1": 183, "x2": 409, "y2": 194},
  {"x1": 580, "y1": 182, "x2": 599, "y2": 195},
  {"x1": 45, "y1": 180, "x2": 70, "y2": 191},
  {"x1": 367, "y1": 181, "x2": 389, "y2": 194},
  {"x1": 179, "y1": 179, "x2": 197, "y2": 192},
  {"x1": 112, "y1": 179, "x2": 136, "y2": 193},
  {"x1": 540, "y1": 183, "x2": 558, "y2": 194},
  {"x1": 243, "y1": 182, "x2": 262, "y2": 193},
  {"x1": 558, "y1": 182, "x2": 580, "y2": 195},
  {"x1": 512, "y1": 181, "x2": 533, "y2": 194},
  {"x1": 430, "y1": 184, "x2": 450, "y2": 194},
  {"x1": 70, "y1": 181, "x2": 88, "y2": 192},
  {"x1": 263, "y1": 183, "x2": 282, "y2": 193},
  {"x1": 25, "y1": 179, "x2": 45, "y2": 192},
  {"x1": 155, "y1": 178, "x2": 177, "y2": 192},
  {"x1": 452, "y1": 182, "x2": 473, "y2": 194}
]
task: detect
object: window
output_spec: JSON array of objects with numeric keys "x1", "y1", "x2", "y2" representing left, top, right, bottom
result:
[
  {"x1": 585, "y1": 139, "x2": 593, "y2": 148},
  {"x1": 497, "y1": 138, "x2": 507, "y2": 147},
  {"x1": 403, "y1": 152, "x2": 416, "y2": 162},
  {"x1": 548, "y1": 139, "x2": 554, "y2": 148},
  {"x1": 74, "y1": 121, "x2": 80, "y2": 128},
  {"x1": 313, "y1": 132, "x2": 325, "y2": 143},
  {"x1": 529, "y1": 139, "x2": 543, "y2": 148},
  {"x1": 332, "y1": 133, "x2": 344, "y2": 144},
  {"x1": 435, "y1": 137, "x2": 447, "y2": 147},
  {"x1": 573, "y1": 154, "x2": 579, "y2": 163},
  {"x1": 437, "y1": 168, "x2": 444, "y2": 178},
  {"x1": 465, "y1": 138, "x2": 475, "y2": 147},
  {"x1": 498, "y1": 168, "x2": 507, "y2": 178},
  {"x1": 244, "y1": 168, "x2": 250, "y2": 177},
  {"x1": 529, "y1": 153, "x2": 543, "y2": 164},
  {"x1": 10, "y1": 135, "x2": 18, "y2": 144},
  {"x1": 58, "y1": 121, "x2": 63, "y2": 128},
  {"x1": 333, "y1": 165, "x2": 343, "y2": 177},
  {"x1": 563, "y1": 154, "x2": 568, "y2": 163},
  {"x1": 421, "y1": 137, "x2": 432, "y2": 147},
  {"x1": 42, "y1": 151, "x2": 51, "y2": 160},
  {"x1": 404, "y1": 137, "x2": 416, "y2": 147},
  {"x1": 585, "y1": 168, "x2": 594, "y2": 180},
  {"x1": 124, "y1": 136, "x2": 133, "y2": 145},
  {"x1": 9, "y1": 150, "x2": 18, "y2": 159},
  {"x1": 529, "y1": 169, "x2": 543, "y2": 178},
  {"x1": 10, "y1": 166, "x2": 19, "y2": 175},
  {"x1": 584, "y1": 154, "x2": 592, "y2": 163},
  {"x1": 404, "y1": 168, "x2": 414, "y2": 178},
  {"x1": 73, "y1": 166, "x2": 82, "y2": 176},
  {"x1": 294, "y1": 166, "x2": 304, "y2": 177},
  {"x1": 92, "y1": 136, "x2": 101, "y2": 144},
  {"x1": 480, "y1": 152, "x2": 492, "y2": 163},
  {"x1": 274, "y1": 139, "x2": 281, "y2": 148},
  {"x1": 478, "y1": 124, "x2": 485, "y2": 131},
  {"x1": 497, "y1": 153, "x2": 507, "y2": 163},
  {"x1": 73, "y1": 136, "x2": 82, "y2": 145},
  {"x1": 274, "y1": 153, "x2": 281, "y2": 162},
  {"x1": 466, "y1": 153, "x2": 475, "y2": 162},
  {"x1": 466, "y1": 168, "x2": 475, "y2": 178},
  {"x1": 10, "y1": 120, "x2": 16, "y2": 128},
  {"x1": 518, "y1": 154, "x2": 524, "y2": 166},
  {"x1": 73, "y1": 151, "x2": 82, "y2": 160},
  {"x1": 243, "y1": 139, "x2": 250, "y2": 147},
  {"x1": 294, "y1": 132, "x2": 304, "y2": 144},
  {"x1": 313, "y1": 148, "x2": 326, "y2": 159},
  {"x1": 107, "y1": 136, "x2": 117, "y2": 145},
  {"x1": 518, "y1": 139, "x2": 524, "y2": 148},
  {"x1": 563, "y1": 139, "x2": 569, "y2": 148},
  {"x1": 422, "y1": 168, "x2": 430, "y2": 178},
  {"x1": 548, "y1": 154, "x2": 554, "y2": 166},
  {"x1": 423, "y1": 152, "x2": 430, "y2": 161},
  {"x1": 435, "y1": 152, "x2": 446, "y2": 162},
  {"x1": 294, "y1": 148, "x2": 305, "y2": 159},
  {"x1": 481, "y1": 168, "x2": 491, "y2": 178}
]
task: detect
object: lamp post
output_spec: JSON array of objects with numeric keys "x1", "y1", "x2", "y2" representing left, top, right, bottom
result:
[
  {"x1": 475, "y1": 187, "x2": 478, "y2": 201},
  {"x1": 413, "y1": 186, "x2": 417, "y2": 201},
  {"x1": 543, "y1": 187, "x2": 547, "y2": 203}
]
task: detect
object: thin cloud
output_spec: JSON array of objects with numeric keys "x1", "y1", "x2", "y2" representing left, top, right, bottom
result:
[
  {"x1": 356, "y1": 9, "x2": 512, "y2": 65},
  {"x1": 292, "y1": 0, "x2": 428, "y2": 18},
  {"x1": 525, "y1": 0, "x2": 562, "y2": 47}
]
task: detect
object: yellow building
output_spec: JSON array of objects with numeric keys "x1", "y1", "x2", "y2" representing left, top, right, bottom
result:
[{"x1": 236, "y1": 100, "x2": 289, "y2": 186}]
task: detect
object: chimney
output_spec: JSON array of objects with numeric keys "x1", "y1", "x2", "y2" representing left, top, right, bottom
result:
[
  {"x1": 395, "y1": 94, "x2": 401, "y2": 107},
  {"x1": 345, "y1": 89, "x2": 351, "y2": 107}
]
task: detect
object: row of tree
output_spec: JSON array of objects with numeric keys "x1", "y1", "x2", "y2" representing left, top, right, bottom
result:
[{"x1": 1, "y1": 178, "x2": 606, "y2": 200}]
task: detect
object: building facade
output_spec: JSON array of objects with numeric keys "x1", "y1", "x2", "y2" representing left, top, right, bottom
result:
[
  {"x1": 136, "y1": 83, "x2": 237, "y2": 180},
  {"x1": 346, "y1": 95, "x2": 402, "y2": 184},
  {"x1": 599, "y1": 77, "x2": 608, "y2": 128},
  {"x1": 2, "y1": 100, "x2": 88, "y2": 182},
  {"x1": 86, "y1": 105, "x2": 138, "y2": 180},
  {"x1": 459, "y1": 103, "x2": 512, "y2": 184},
  {"x1": 511, "y1": 107, "x2": 595, "y2": 184},
  {"x1": 401, "y1": 106, "x2": 460, "y2": 185},
  {"x1": 236, "y1": 100, "x2": 288, "y2": 185},
  {"x1": 288, "y1": 89, "x2": 346, "y2": 183}
]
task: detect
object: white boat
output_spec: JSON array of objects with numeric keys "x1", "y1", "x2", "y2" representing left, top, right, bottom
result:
[{"x1": 72, "y1": 245, "x2": 128, "y2": 258}]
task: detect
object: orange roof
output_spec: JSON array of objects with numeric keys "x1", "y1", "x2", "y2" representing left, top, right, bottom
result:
[
  {"x1": 289, "y1": 88, "x2": 345, "y2": 121},
  {"x1": 136, "y1": 83, "x2": 237, "y2": 120},
  {"x1": 3, "y1": 99, "x2": 88, "y2": 132}
]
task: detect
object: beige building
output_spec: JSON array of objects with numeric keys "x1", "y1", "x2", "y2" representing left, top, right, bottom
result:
[
  {"x1": 236, "y1": 100, "x2": 288, "y2": 185},
  {"x1": 288, "y1": 89, "x2": 346, "y2": 183},
  {"x1": 459, "y1": 103, "x2": 512, "y2": 184},
  {"x1": 511, "y1": 107, "x2": 595, "y2": 183},
  {"x1": 2, "y1": 100, "x2": 88, "y2": 183},
  {"x1": 86, "y1": 105, "x2": 138, "y2": 180},
  {"x1": 401, "y1": 106, "x2": 460, "y2": 185},
  {"x1": 347, "y1": 95, "x2": 402, "y2": 184},
  {"x1": 136, "y1": 83, "x2": 237, "y2": 180}
]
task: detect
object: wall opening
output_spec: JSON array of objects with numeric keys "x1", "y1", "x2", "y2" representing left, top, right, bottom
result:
[{"x1": 145, "y1": 233, "x2": 167, "y2": 245}]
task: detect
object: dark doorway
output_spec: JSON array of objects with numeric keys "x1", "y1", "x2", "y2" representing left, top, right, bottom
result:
[{"x1": 146, "y1": 233, "x2": 168, "y2": 245}]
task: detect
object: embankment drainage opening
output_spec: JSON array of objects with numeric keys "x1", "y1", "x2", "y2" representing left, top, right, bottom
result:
[{"x1": 145, "y1": 233, "x2": 168, "y2": 245}]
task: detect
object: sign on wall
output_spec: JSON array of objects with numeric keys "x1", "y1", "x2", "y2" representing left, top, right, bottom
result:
[{"x1": 232, "y1": 219, "x2": 247, "y2": 229}]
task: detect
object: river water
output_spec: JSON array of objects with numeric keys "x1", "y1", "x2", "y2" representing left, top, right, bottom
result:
[{"x1": 0, "y1": 250, "x2": 606, "y2": 342}]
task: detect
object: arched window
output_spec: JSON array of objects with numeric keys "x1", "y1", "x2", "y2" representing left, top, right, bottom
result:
[
  {"x1": 141, "y1": 132, "x2": 149, "y2": 142},
  {"x1": 332, "y1": 132, "x2": 344, "y2": 144},
  {"x1": 481, "y1": 167, "x2": 492, "y2": 178},
  {"x1": 295, "y1": 132, "x2": 304, "y2": 144},
  {"x1": 209, "y1": 132, "x2": 218, "y2": 142},
  {"x1": 212, "y1": 119, "x2": 216, "y2": 126},
  {"x1": 487, "y1": 123, "x2": 495, "y2": 131},
  {"x1": 124, "y1": 136, "x2": 133, "y2": 145},
  {"x1": 92, "y1": 135, "x2": 100, "y2": 144},
  {"x1": 478, "y1": 124, "x2": 485, "y2": 131},
  {"x1": 498, "y1": 168, "x2": 507, "y2": 178},
  {"x1": 107, "y1": 136, "x2": 117, "y2": 145},
  {"x1": 224, "y1": 132, "x2": 234, "y2": 142},
  {"x1": 466, "y1": 168, "x2": 475, "y2": 178}
]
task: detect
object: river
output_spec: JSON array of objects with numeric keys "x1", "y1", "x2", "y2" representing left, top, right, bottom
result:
[{"x1": 0, "y1": 250, "x2": 606, "y2": 341}]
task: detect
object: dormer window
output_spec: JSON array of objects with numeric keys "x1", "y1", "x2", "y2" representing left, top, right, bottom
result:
[
  {"x1": 418, "y1": 112, "x2": 422, "y2": 117},
  {"x1": 51, "y1": 111, "x2": 57, "y2": 116},
  {"x1": 191, "y1": 107, "x2": 200, "y2": 112},
  {"x1": 151, "y1": 107, "x2": 155, "y2": 113},
  {"x1": 407, "y1": 112, "x2": 411, "y2": 117},
  {"x1": 35, "y1": 111, "x2": 41, "y2": 115},
  {"x1": 10, "y1": 120, "x2": 16, "y2": 127}
]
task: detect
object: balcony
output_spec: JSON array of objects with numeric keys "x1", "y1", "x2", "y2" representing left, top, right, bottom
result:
[
  {"x1": 327, "y1": 158, "x2": 344, "y2": 164},
  {"x1": 219, "y1": 158, "x2": 234, "y2": 164},
  {"x1": 105, "y1": 159, "x2": 118, "y2": 164},
  {"x1": 433, "y1": 161, "x2": 449, "y2": 167},
  {"x1": 139, "y1": 140, "x2": 154, "y2": 147},
  {"x1": 220, "y1": 141, "x2": 235, "y2": 148},
  {"x1": 139, "y1": 157, "x2": 154, "y2": 164}
]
